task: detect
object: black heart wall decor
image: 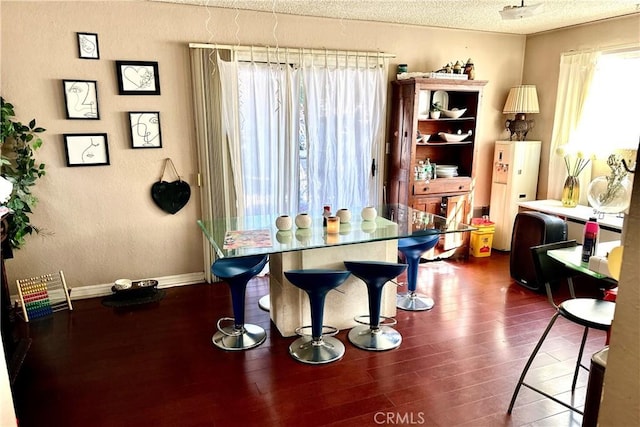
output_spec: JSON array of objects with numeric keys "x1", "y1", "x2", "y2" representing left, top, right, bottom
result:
[{"x1": 151, "y1": 158, "x2": 191, "y2": 214}]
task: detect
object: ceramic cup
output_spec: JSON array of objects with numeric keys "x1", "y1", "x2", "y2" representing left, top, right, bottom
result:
[
  {"x1": 295, "y1": 213, "x2": 312, "y2": 229},
  {"x1": 336, "y1": 208, "x2": 352, "y2": 223},
  {"x1": 275, "y1": 215, "x2": 293, "y2": 231},
  {"x1": 361, "y1": 206, "x2": 377, "y2": 221}
]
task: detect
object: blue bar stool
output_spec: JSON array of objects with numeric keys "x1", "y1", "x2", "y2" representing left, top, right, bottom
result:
[
  {"x1": 211, "y1": 255, "x2": 269, "y2": 351},
  {"x1": 284, "y1": 269, "x2": 351, "y2": 364},
  {"x1": 396, "y1": 232, "x2": 440, "y2": 311},
  {"x1": 344, "y1": 261, "x2": 408, "y2": 351}
]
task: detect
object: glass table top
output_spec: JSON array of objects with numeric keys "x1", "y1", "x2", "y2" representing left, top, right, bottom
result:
[
  {"x1": 198, "y1": 204, "x2": 474, "y2": 258},
  {"x1": 547, "y1": 240, "x2": 621, "y2": 280}
]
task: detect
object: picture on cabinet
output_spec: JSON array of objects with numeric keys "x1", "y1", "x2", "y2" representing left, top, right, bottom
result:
[
  {"x1": 63, "y1": 133, "x2": 110, "y2": 166},
  {"x1": 62, "y1": 80, "x2": 100, "y2": 120},
  {"x1": 115, "y1": 60, "x2": 161, "y2": 95},
  {"x1": 129, "y1": 111, "x2": 162, "y2": 148},
  {"x1": 77, "y1": 32, "x2": 99, "y2": 59}
]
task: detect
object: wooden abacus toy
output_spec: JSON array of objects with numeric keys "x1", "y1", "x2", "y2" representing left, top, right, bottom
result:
[{"x1": 16, "y1": 271, "x2": 73, "y2": 322}]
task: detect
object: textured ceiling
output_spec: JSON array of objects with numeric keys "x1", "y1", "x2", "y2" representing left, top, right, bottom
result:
[{"x1": 153, "y1": 0, "x2": 640, "y2": 35}]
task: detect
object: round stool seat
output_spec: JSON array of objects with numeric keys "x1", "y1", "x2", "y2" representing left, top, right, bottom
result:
[
  {"x1": 212, "y1": 255, "x2": 268, "y2": 280},
  {"x1": 344, "y1": 261, "x2": 407, "y2": 351},
  {"x1": 284, "y1": 269, "x2": 351, "y2": 364},
  {"x1": 211, "y1": 255, "x2": 269, "y2": 351},
  {"x1": 397, "y1": 233, "x2": 439, "y2": 312}
]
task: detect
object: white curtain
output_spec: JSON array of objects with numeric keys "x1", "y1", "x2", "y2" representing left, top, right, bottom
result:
[
  {"x1": 191, "y1": 45, "x2": 389, "y2": 240},
  {"x1": 303, "y1": 56, "x2": 387, "y2": 214},
  {"x1": 238, "y1": 61, "x2": 300, "y2": 217},
  {"x1": 548, "y1": 50, "x2": 600, "y2": 200}
]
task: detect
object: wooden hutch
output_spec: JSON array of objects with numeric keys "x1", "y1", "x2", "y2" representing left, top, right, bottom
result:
[{"x1": 386, "y1": 77, "x2": 487, "y2": 257}]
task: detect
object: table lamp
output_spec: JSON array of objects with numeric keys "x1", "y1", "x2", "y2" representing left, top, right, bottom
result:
[{"x1": 503, "y1": 85, "x2": 539, "y2": 141}]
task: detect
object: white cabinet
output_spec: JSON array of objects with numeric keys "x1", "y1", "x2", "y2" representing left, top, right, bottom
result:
[{"x1": 489, "y1": 140, "x2": 541, "y2": 250}]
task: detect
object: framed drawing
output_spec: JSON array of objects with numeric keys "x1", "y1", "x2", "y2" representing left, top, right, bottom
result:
[
  {"x1": 63, "y1": 133, "x2": 110, "y2": 166},
  {"x1": 77, "y1": 32, "x2": 99, "y2": 59},
  {"x1": 129, "y1": 111, "x2": 162, "y2": 148},
  {"x1": 115, "y1": 60, "x2": 161, "y2": 95},
  {"x1": 62, "y1": 80, "x2": 100, "y2": 120}
]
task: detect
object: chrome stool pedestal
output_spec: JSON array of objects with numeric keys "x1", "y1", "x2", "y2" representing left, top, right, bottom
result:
[
  {"x1": 211, "y1": 255, "x2": 269, "y2": 351},
  {"x1": 289, "y1": 325, "x2": 345, "y2": 365},
  {"x1": 344, "y1": 261, "x2": 407, "y2": 351},
  {"x1": 284, "y1": 269, "x2": 351, "y2": 364}
]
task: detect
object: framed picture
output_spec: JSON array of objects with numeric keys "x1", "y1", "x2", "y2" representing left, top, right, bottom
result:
[
  {"x1": 62, "y1": 80, "x2": 100, "y2": 120},
  {"x1": 115, "y1": 60, "x2": 161, "y2": 95},
  {"x1": 129, "y1": 111, "x2": 162, "y2": 148},
  {"x1": 77, "y1": 32, "x2": 99, "y2": 59},
  {"x1": 63, "y1": 133, "x2": 110, "y2": 166}
]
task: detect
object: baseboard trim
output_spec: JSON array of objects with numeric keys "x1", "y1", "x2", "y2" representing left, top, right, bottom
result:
[{"x1": 11, "y1": 272, "x2": 206, "y2": 302}]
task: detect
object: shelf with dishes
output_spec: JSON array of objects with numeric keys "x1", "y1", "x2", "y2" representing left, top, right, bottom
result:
[
  {"x1": 417, "y1": 130, "x2": 473, "y2": 144},
  {"x1": 417, "y1": 116, "x2": 475, "y2": 122}
]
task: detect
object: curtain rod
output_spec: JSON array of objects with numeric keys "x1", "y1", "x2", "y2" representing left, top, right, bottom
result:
[
  {"x1": 563, "y1": 42, "x2": 640, "y2": 57},
  {"x1": 189, "y1": 43, "x2": 396, "y2": 58}
]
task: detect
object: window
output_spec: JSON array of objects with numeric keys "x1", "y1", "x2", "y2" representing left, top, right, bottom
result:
[
  {"x1": 571, "y1": 50, "x2": 640, "y2": 154},
  {"x1": 217, "y1": 48, "x2": 389, "y2": 218}
]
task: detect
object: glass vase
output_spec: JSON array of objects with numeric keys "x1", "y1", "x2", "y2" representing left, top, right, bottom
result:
[
  {"x1": 561, "y1": 175, "x2": 580, "y2": 207},
  {"x1": 587, "y1": 175, "x2": 631, "y2": 214}
]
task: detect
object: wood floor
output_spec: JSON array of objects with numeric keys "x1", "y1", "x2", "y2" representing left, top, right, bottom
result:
[{"x1": 9, "y1": 252, "x2": 610, "y2": 427}]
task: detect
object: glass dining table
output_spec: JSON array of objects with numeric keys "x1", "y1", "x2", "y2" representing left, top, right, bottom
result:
[
  {"x1": 198, "y1": 204, "x2": 473, "y2": 337},
  {"x1": 547, "y1": 240, "x2": 621, "y2": 281}
]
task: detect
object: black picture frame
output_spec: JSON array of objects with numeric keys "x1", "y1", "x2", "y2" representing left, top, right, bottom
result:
[
  {"x1": 115, "y1": 60, "x2": 161, "y2": 95},
  {"x1": 62, "y1": 79, "x2": 100, "y2": 120},
  {"x1": 129, "y1": 111, "x2": 162, "y2": 149},
  {"x1": 77, "y1": 32, "x2": 99, "y2": 59},
  {"x1": 63, "y1": 133, "x2": 110, "y2": 166}
]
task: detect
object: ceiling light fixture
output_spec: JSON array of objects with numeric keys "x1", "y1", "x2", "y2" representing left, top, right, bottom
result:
[{"x1": 499, "y1": 0, "x2": 544, "y2": 20}]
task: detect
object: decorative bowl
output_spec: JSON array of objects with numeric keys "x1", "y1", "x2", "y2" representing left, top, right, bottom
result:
[
  {"x1": 336, "y1": 208, "x2": 352, "y2": 223},
  {"x1": 417, "y1": 134, "x2": 431, "y2": 143},
  {"x1": 295, "y1": 213, "x2": 312, "y2": 229},
  {"x1": 275, "y1": 215, "x2": 293, "y2": 231},
  {"x1": 441, "y1": 108, "x2": 466, "y2": 119},
  {"x1": 438, "y1": 131, "x2": 471, "y2": 142},
  {"x1": 361, "y1": 206, "x2": 378, "y2": 221}
]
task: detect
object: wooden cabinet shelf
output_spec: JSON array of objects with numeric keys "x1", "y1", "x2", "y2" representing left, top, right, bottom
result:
[{"x1": 386, "y1": 77, "x2": 487, "y2": 258}]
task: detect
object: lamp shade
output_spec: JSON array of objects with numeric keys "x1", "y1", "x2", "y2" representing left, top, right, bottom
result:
[{"x1": 503, "y1": 85, "x2": 539, "y2": 114}]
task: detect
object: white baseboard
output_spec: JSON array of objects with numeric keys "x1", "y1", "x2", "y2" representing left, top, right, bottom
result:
[{"x1": 11, "y1": 272, "x2": 206, "y2": 302}]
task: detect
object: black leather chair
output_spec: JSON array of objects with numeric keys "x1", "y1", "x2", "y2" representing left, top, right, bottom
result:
[{"x1": 507, "y1": 240, "x2": 616, "y2": 415}]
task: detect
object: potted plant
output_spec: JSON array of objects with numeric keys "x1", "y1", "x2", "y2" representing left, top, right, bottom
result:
[
  {"x1": 1, "y1": 97, "x2": 46, "y2": 256},
  {"x1": 430, "y1": 102, "x2": 442, "y2": 119}
]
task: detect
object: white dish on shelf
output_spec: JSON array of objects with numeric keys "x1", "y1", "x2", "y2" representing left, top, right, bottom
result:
[
  {"x1": 436, "y1": 171, "x2": 458, "y2": 178},
  {"x1": 432, "y1": 90, "x2": 449, "y2": 111},
  {"x1": 441, "y1": 108, "x2": 467, "y2": 119},
  {"x1": 438, "y1": 131, "x2": 471, "y2": 142},
  {"x1": 417, "y1": 134, "x2": 431, "y2": 144},
  {"x1": 436, "y1": 165, "x2": 458, "y2": 170}
]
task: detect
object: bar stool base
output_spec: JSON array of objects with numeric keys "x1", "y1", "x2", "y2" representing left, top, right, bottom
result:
[
  {"x1": 348, "y1": 325, "x2": 402, "y2": 351},
  {"x1": 212, "y1": 323, "x2": 267, "y2": 351},
  {"x1": 289, "y1": 336, "x2": 345, "y2": 364},
  {"x1": 396, "y1": 292, "x2": 434, "y2": 311},
  {"x1": 258, "y1": 294, "x2": 270, "y2": 312}
]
